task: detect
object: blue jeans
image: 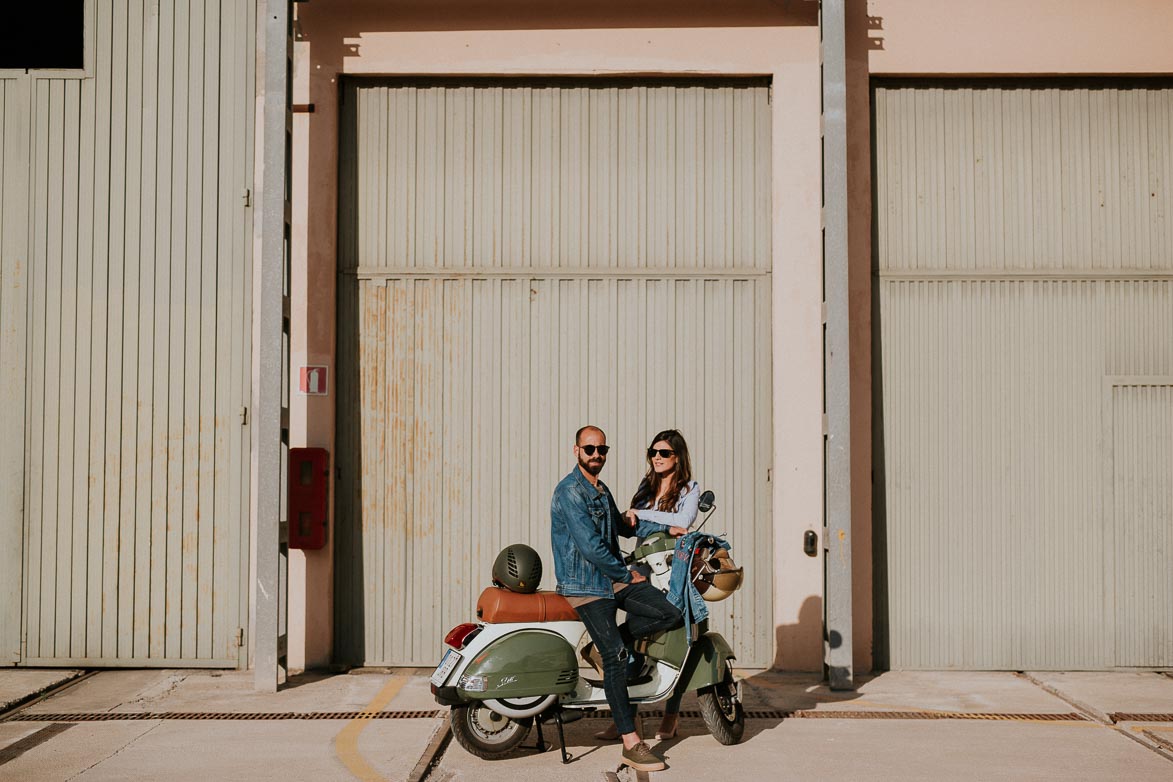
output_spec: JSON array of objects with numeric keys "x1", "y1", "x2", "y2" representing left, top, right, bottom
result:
[{"x1": 575, "y1": 582, "x2": 683, "y2": 735}]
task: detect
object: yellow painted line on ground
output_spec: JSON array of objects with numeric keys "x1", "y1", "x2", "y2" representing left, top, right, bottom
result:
[{"x1": 334, "y1": 675, "x2": 407, "y2": 782}]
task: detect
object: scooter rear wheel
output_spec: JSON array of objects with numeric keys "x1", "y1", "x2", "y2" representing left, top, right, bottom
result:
[{"x1": 450, "y1": 703, "x2": 533, "y2": 760}]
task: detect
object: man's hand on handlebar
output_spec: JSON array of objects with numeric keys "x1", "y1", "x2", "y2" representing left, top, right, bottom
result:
[{"x1": 629, "y1": 570, "x2": 648, "y2": 584}]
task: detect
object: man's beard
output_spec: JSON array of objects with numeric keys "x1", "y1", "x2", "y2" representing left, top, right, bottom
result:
[{"x1": 579, "y1": 455, "x2": 604, "y2": 476}]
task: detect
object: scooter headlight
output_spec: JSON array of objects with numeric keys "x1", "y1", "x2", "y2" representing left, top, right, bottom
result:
[{"x1": 459, "y1": 674, "x2": 488, "y2": 693}]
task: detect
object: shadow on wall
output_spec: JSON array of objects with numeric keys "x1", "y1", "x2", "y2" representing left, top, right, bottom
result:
[
  {"x1": 332, "y1": 112, "x2": 366, "y2": 664},
  {"x1": 774, "y1": 594, "x2": 824, "y2": 672},
  {"x1": 869, "y1": 93, "x2": 890, "y2": 671}
]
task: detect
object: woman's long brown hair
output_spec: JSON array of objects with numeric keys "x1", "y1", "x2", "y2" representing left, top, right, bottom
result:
[{"x1": 630, "y1": 429, "x2": 693, "y2": 512}]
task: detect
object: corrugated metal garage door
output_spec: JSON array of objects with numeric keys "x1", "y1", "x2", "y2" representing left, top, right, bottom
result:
[
  {"x1": 336, "y1": 80, "x2": 774, "y2": 667},
  {"x1": 1111, "y1": 381, "x2": 1173, "y2": 666},
  {"x1": 0, "y1": 76, "x2": 31, "y2": 665},
  {"x1": 874, "y1": 83, "x2": 1173, "y2": 669},
  {"x1": 0, "y1": 1, "x2": 255, "y2": 667}
]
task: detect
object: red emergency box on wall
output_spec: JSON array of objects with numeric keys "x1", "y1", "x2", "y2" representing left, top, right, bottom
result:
[{"x1": 289, "y1": 447, "x2": 329, "y2": 550}]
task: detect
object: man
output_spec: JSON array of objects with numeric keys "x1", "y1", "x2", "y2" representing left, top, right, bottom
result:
[{"x1": 550, "y1": 425, "x2": 685, "y2": 773}]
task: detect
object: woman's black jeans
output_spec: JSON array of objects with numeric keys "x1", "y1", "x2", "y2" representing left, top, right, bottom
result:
[{"x1": 575, "y1": 582, "x2": 683, "y2": 735}]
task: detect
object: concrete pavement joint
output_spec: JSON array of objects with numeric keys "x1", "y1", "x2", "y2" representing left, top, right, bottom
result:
[
  {"x1": 124, "y1": 672, "x2": 190, "y2": 710},
  {"x1": 64, "y1": 718, "x2": 163, "y2": 781},
  {"x1": 406, "y1": 713, "x2": 452, "y2": 782},
  {"x1": 0, "y1": 671, "x2": 95, "y2": 723},
  {"x1": 1017, "y1": 672, "x2": 1112, "y2": 724},
  {"x1": 1018, "y1": 673, "x2": 1173, "y2": 765},
  {"x1": 1138, "y1": 728, "x2": 1173, "y2": 753}
]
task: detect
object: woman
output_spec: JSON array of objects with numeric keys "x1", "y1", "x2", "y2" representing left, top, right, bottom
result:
[
  {"x1": 625, "y1": 429, "x2": 700, "y2": 538},
  {"x1": 597, "y1": 429, "x2": 698, "y2": 742}
]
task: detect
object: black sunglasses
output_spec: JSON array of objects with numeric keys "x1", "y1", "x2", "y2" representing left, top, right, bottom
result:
[
  {"x1": 580, "y1": 444, "x2": 610, "y2": 456},
  {"x1": 647, "y1": 448, "x2": 676, "y2": 458}
]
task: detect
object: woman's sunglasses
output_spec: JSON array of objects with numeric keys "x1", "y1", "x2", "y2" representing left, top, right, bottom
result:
[
  {"x1": 580, "y1": 444, "x2": 610, "y2": 456},
  {"x1": 647, "y1": 448, "x2": 676, "y2": 459}
]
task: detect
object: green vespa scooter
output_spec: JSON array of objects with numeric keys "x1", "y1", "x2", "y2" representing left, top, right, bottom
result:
[{"x1": 430, "y1": 491, "x2": 745, "y2": 762}]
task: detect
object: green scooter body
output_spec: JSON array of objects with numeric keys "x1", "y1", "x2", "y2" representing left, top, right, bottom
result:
[
  {"x1": 677, "y1": 629, "x2": 736, "y2": 692},
  {"x1": 455, "y1": 622, "x2": 734, "y2": 704},
  {"x1": 642, "y1": 620, "x2": 735, "y2": 691},
  {"x1": 455, "y1": 629, "x2": 578, "y2": 700}
]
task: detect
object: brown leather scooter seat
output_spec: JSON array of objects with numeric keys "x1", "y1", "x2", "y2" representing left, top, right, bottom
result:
[{"x1": 476, "y1": 586, "x2": 580, "y2": 624}]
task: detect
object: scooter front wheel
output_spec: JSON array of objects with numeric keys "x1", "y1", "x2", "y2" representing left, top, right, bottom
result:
[
  {"x1": 697, "y1": 662, "x2": 745, "y2": 745},
  {"x1": 450, "y1": 703, "x2": 533, "y2": 760}
]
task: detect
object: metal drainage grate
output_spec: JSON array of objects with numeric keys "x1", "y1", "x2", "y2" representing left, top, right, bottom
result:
[
  {"x1": 12, "y1": 710, "x2": 444, "y2": 722},
  {"x1": 590, "y1": 709, "x2": 1086, "y2": 721},
  {"x1": 14, "y1": 708, "x2": 1089, "y2": 723},
  {"x1": 1111, "y1": 713, "x2": 1173, "y2": 723},
  {"x1": 788, "y1": 710, "x2": 1086, "y2": 721}
]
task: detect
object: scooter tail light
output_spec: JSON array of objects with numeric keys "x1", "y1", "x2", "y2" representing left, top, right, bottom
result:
[{"x1": 444, "y1": 623, "x2": 482, "y2": 650}]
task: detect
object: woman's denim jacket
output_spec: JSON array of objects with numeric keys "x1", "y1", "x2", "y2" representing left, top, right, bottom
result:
[{"x1": 551, "y1": 466, "x2": 669, "y2": 598}]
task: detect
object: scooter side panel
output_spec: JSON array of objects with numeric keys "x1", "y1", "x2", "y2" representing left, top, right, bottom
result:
[
  {"x1": 457, "y1": 629, "x2": 578, "y2": 699},
  {"x1": 679, "y1": 631, "x2": 735, "y2": 692},
  {"x1": 643, "y1": 623, "x2": 690, "y2": 668}
]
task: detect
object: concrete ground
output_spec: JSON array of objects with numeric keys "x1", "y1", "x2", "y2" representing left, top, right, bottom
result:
[{"x1": 1, "y1": 668, "x2": 1171, "y2": 781}]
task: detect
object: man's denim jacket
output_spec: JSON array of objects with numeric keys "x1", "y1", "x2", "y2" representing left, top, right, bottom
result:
[{"x1": 551, "y1": 466, "x2": 669, "y2": 598}]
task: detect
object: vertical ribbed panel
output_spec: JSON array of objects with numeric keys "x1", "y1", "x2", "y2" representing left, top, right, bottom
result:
[
  {"x1": 0, "y1": 76, "x2": 31, "y2": 665},
  {"x1": 334, "y1": 275, "x2": 773, "y2": 667},
  {"x1": 1112, "y1": 382, "x2": 1173, "y2": 667},
  {"x1": 337, "y1": 79, "x2": 773, "y2": 667},
  {"x1": 875, "y1": 84, "x2": 1173, "y2": 273},
  {"x1": 339, "y1": 80, "x2": 772, "y2": 272},
  {"x1": 876, "y1": 82, "x2": 1173, "y2": 669},
  {"x1": 14, "y1": 0, "x2": 254, "y2": 666}
]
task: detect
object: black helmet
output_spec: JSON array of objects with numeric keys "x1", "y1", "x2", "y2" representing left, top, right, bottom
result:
[{"x1": 492, "y1": 544, "x2": 542, "y2": 593}]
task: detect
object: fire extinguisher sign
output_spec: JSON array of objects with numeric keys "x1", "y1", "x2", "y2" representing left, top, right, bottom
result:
[{"x1": 298, "y1": 366, "x2": 329, "y2": 396}]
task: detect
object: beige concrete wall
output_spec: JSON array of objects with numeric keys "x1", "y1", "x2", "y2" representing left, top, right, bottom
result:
[
  {"x1": 279, "y1": 0, "x2": 1173, "y2": 675},
  {"x1": 291, "y1": 0, "x2": 832, "y2": 671},
  {"x1": 869, "y1": 0, "x2": 1173, "y2": 75}
]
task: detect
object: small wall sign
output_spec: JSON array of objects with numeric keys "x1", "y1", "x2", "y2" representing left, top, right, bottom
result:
[{"x1": 299, "y1": 366, "x2": 329, "y2": 396}]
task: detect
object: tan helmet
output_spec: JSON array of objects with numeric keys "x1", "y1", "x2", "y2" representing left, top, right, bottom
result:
[
  {"x1": 702, "y1": 557, "x2": 744, "y2": 602},
  {"x1": 692, "y1": 547, "x2": 744, "y2": 602}
]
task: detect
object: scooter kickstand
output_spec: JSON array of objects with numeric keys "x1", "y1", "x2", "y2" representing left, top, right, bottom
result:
[
  {"x1": 529, "y1": 709, "x2": 572, "y2": 763},
  {"x1": 532, "y1": 714, "x2": 548, "y2": 753},
  {"x1": 553, "y1": 708, "x2": 570, "y2": 764}
]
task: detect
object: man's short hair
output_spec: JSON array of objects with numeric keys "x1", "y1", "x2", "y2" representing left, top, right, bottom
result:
[{"x1": 575, "y1": 425, "x2": 605, "y2": 445}]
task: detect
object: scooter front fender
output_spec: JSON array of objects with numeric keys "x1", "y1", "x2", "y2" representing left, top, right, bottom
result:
[
  {"x1": 679, "y1": 631, "x2": 736, "y2": 692},
  {"x1": 457, "y1": 629, "x2": 578, "y2": 700}
]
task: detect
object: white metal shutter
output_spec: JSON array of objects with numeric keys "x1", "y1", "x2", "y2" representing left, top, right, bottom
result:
[
  {"x1": 874, "y1": 83, "x2": 1173, "y2": 669},
  {"x1": 3, "y1": 0, "x2": 255, "y2": 667},
  {"x1": 336, "y1": 80, "x2": 774, "y2": 667}
]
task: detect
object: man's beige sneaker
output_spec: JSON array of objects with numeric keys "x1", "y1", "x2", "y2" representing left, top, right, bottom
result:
[{"x1": 621, "y1": 741, "x2": 667, "y2": 772}]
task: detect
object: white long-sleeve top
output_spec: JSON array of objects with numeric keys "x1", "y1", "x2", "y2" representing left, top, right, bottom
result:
[{"x1": 633, "y1": 479, "x2": 701, "y2": 530}]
